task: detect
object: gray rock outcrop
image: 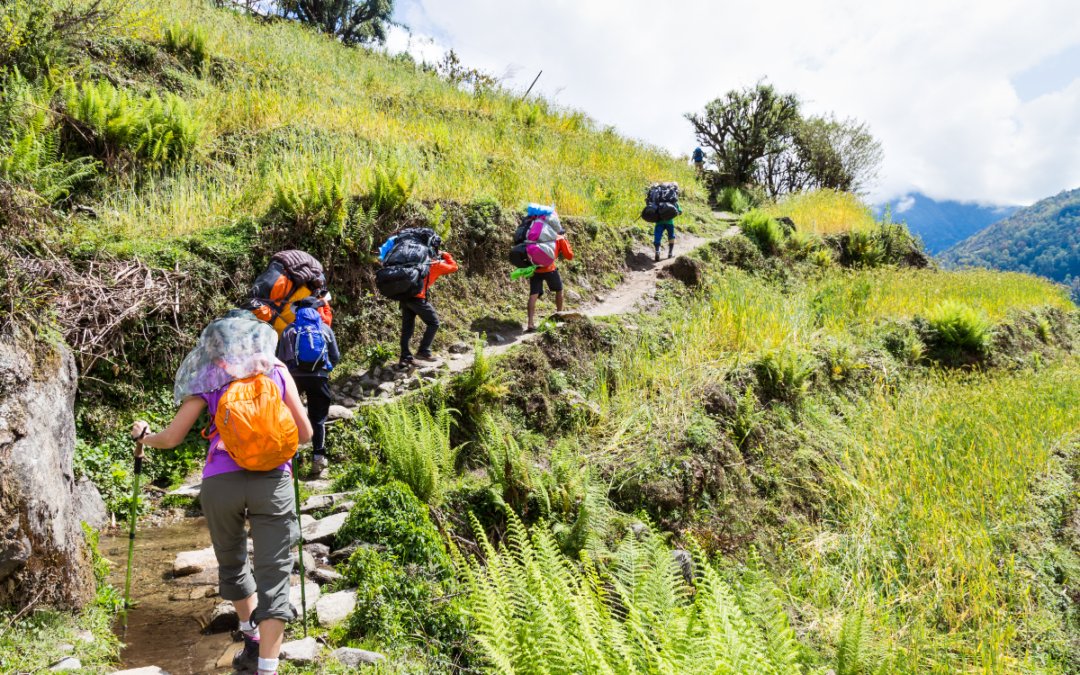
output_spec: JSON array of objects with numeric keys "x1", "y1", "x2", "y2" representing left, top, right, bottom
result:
[
  {"x1": 0, "y1": 340, "x2": 93, "y2": 608},
  {"x1": 71, "y1": 477, "x2": 108, "y2": 530},
  {"x1": 315, "y1": 589, "x2": 357, "y2": 627},
  {"x1": 331, "y1": 647, "x2": 385, "y2": 666}
]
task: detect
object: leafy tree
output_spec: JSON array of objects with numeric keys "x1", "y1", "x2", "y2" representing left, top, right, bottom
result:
[
  {"x1": 275, "y1": 0, "x2": 394, "y2": 46},
  {"x1": 687, "y1": 82, "x2": 882, "y2": 198},
  {"x1": 684, "y1": 81, "x2": 801, "y2": 190}
]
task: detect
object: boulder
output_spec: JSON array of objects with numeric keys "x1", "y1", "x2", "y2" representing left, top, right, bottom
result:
[
  {"x1": 309, "y1": 566, "x2": 343, "y2": 585},
  {"x1": 350, "y1": 386, "x2": 365, "y2": 398},
  {"x1": 71, "y1": 477, "x2": 108, "y2": 530},
  {"x1": 376, "y1": 382, "x2": 394, "y2": 394},
  {"x1": 341, "y1": 397, "x2": 357, "y2": 408},
  {"x1": 166, "y1": 483, "x2": 201, "y2": 498},
  {"x1": 316, "y1": 588, "x2": 357, "y2": 627},
  {"x1": 292, "y1": 549, "x2": 316, "y2": 574},
  {"x1": 304, "y1": 543, "x2": 330, "y2": 560},
  {"x1": 279, "y1": 636, "x2": 319, "y2": 663},
  {"x1": 673, "y1": 549, "x2": 694, "y2": 585},
  {"x1": 564, "y1": 289, "x2": 582, "y2": 303},
  {"x1": 327, "y1": 405, "x2": 354, "y2": 421},
  {"x1": 332, "y1": 500, "x2": 355, "y2": 514},
  {"x1": 47, "y1": 657, "x2": 80, "y2": 671},
  {"x1": 289, "y1": 582, "x2": 321, "y2": 615},
  {"x1": 360, "y1": 377, "x2": 379, "y2": 390},
  {"x1": 208, "y1": 601, "x2": 238, "y2": 632},
  {"x1": 300, "y1": 514, "x2": 316, "y2": 529},
  {"x1": 331, "y1": 647, "x2": 385, "y2": 666},
  {"x1": 668, "y1": 256, "x2": 705, "y2": 288},
  {"x1": 448, "y1": 342, "x2": 470, "y2": 354},
  {"x1": 0, "y1": 341, "x2": 94, "y2": 608},
  {"x1": 379, "y1": 370, "x2": 395, "y2": 382},
  {"x1": 173, "y1": 546, "x2": 218, "y2": 577},
  {"x1": 300, "y1": 491, "x2": 361, "y2": 514}
]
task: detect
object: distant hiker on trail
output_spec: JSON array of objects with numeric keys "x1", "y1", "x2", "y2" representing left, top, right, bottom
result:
[
  {"x1": 373, "y1": 227, "x2": 457, "y2": 368},
  {"x1": 693, "y1": 147, "x2": 705, "y2": 173},
  {"x1": 277, "y1": 301, "x2": 340, "y2": 479},
  {"x1": 131, "y1": 309, "x2": 313, "y2": 675},
  {"x1": 507, "y1": 204, "x2": 573, "y2": 333},
  {"x1": 640, "y1": 182, "x2": 681, "y2": 261}
]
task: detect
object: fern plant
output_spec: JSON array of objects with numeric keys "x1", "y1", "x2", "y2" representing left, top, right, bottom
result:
[
  {"x1": 367, "y1": 401, "x2": 458, "y2": 505},
  {"x1": 844, "y1": 229, "x2": 885, "y2": 268},
  {"x1": 368, "y1": 161, "x2": 416, "y2": 215},
  {"x1": 271, "y1": 161, "x2": 348, "y2": 234},
  {"x1": 924, "y1": 300, "x2": 993, "y2": 353},
  {"x1": 755, "y1": 347, "x2": 816, "y2": 402},
  {"x1": 463, "y1": 512, "x2": 805, "y2": 675},
  {"x1": 163, "y1": 22, "x2": 207, "y2": 71},
  {"x1": 0, "y1": 69, "x2": 97, "y2": 202},
  {"x1": 64, "y1": 79, "x2": 202, "y2": 167},
  {"x1": 740, "y1": 209, "x2": 787, "y2": 255}
]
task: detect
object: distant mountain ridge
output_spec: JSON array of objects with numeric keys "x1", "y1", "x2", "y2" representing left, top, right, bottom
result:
[
  {"x1": 875, "y1": 193, "x2": 1018, "y2": 254},
  {"x1": 940, "y1": 186, "x2": 1080, "y2": 297}
]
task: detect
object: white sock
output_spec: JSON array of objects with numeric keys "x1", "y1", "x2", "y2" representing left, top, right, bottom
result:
[
  {"x1": 239, "y1": 620, "x2": 259, "y2": 639},
  {"x1": 257, "y1": 657, "x2": 278, "y2": 675}
]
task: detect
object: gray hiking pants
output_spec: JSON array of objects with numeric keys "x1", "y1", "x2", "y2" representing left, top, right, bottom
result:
[{"x1": 201, "y1": 469, "x2": 299, "y2": 625}]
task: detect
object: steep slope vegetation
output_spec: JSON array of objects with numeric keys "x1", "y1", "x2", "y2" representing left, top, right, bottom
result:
[{"x1": 941, "y1": 187, "x2": 1080, "y2": 295}]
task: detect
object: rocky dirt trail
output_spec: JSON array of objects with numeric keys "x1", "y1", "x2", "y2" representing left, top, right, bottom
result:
[{"x1": 103, "y1": 217, "x2": 740, "y2": 675}]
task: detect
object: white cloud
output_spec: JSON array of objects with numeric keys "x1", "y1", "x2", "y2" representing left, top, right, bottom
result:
[
  {"x1": 896, "y1": 195, "x2": 916, "y2": 213},
  {"x1": 389, "y1": 0, "x2": 1080, "y2": 206}
]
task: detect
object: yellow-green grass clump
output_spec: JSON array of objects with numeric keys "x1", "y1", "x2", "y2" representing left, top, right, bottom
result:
[
  {"x1": 766, "y1": 188, "x2": 877, "y2": 234},
  {"x1": 93, "y1": 0, "x2": 697, "y2": 243},
  {"x1": 811, "y1": 268, "x2": 1074, "y2": 327}
]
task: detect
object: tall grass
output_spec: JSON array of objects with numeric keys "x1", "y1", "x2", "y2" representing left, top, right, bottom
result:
[
  {"x1": 811, "y1": 268, "x2": 1073, "y2": 325},
  {"x1": 90, "y1": 0, "x2": 698, "y2": 242},
  {"x1": 790, "y1": 363, "x2": 1080, "y2": 672},
  {"x1": 766, "y1": 189, "x2": 876, "y2": 234}
]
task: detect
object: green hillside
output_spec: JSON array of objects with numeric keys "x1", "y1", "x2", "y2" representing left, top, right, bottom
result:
[
  {"x1": 941, "y1": 187, "x2": 1080, "y2": 296},
  {"x1": 6, "y1": 2, "x2": 1080, "y2": 675}
]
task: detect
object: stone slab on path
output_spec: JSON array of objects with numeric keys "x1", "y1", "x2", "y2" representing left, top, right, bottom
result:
[
  {"x1": 208, "y1": 601, "x2": 239, "y2": 632},
  {"x1": 112, "y1": 669, "x2": 172, "y2": 675},
  {"x1": 316, "y1": 589, "x2": 357, "y2": 627},
  {"x1": 47, "y1": 657, "x2": 80, "y2": 671},
  {"x1": 299, "y1": 491, "x2": 361, "y2": 514},
  {"x1": 279, "y1": 636, "x2": 319, "y2": 663},
  {"x1": 167, "y1": 483, "x2": 201, "y2": 497},
  {"x1": 331, "y1": 647, "x2": 385, "y2": 666},
  {"x1": 301, "y1": 511, "x2": 348, "y2": 545},
  {"x1": 290, "y1": 582, "x2": 321, "y2": 615},
  {"x1": 327, "y1": 405, "x2": 354, "y2": 421},
  {"x1": 173, "y1": 546, "x2": 217, "y2": 577}
]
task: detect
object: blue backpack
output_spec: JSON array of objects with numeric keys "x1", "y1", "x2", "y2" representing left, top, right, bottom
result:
[{"x1": 291, "y1": 307, "x2": 329, "y2": 373}]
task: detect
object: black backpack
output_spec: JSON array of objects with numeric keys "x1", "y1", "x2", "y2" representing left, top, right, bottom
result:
[
  {"x1": 647, "y1": 183, "x2": 680, "y2": 205},
  {"x1": 513, "y1": 217, "x2": 532, "y2": 246},
  {"x1": 375, "y1": 228, "x2": 442, "y2": 301}
]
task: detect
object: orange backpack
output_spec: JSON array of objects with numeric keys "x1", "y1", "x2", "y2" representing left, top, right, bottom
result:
[{"x1": 210, "y1": 375, "x2": 299, "y2": 472}]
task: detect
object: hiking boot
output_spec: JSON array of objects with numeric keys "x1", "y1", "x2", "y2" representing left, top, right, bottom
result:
[
  {"x1": 231, "y1": 634, "x2": 260, "y2": 672},
  {"x1": 668, "y1": 251, "x2": 674, "y2": 259},
  {"x1": 414, "y1": 354, "x2": 439, "y2": 364},
  {"x1": 654, "y1": 251, "x2": 660, "y2": 262},
  {"x1": 310, "y1": 455, "x2": 329, "y2": 478}
]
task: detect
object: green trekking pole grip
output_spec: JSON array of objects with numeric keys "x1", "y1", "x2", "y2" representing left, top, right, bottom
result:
[
  {"x1": 292, "y1": 466, "x2": 308, "y2": 637},
  {"x1": 123, "y1": 432, "x2": 146, "y2": 638}
]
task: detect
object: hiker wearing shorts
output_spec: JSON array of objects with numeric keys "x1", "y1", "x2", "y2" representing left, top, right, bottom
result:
[
  {"x1": 400, "y1": 252, "x2": 458, "y2": 367},
  {"x1": 132, "y1": 310, "x2": 313, "y2": 675},
  {"x1": 526, "y1": 234, "x2": 574, "y2": 333},
  {"x1": 654, "y1": 204, "x2": 681, "y2": 261}
]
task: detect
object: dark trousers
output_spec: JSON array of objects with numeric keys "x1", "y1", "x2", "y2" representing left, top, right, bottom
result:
[
  {"x1": 400, "y1": 297, "x2": 440, "y2": 361},
  {"x1": 294, "y1": 376, "x2": 331, "y2": 455}
]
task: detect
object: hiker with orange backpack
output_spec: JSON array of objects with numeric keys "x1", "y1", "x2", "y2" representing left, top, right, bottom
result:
[{"x1": 131, "y1": 309, "x2": 313, "y2": 675}]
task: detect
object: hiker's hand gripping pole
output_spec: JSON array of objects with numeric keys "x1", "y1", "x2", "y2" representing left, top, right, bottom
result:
[{"x1": 123, "y1": 426, "x2": 148, "y2": 638}]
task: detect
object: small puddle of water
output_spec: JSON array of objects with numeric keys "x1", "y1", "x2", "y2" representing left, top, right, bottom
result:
[{"x1": 103, "y1": 517, "x2": 235, "y2": 675}]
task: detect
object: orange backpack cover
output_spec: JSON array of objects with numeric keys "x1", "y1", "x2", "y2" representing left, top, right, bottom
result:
[{"x1": 214, "y1": 375, "x2": 298, "y2": 471}]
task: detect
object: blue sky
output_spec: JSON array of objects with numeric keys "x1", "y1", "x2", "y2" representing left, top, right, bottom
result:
[{"x1": 387, "y1": 0, "x2": 1080, "y2": 206}]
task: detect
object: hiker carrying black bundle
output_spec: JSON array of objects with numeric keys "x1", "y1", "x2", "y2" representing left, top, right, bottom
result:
[
  {"x1": 641, "y1": 182, "x2": 681, "y2": 261},
  {"x1": 375, "y1": 228, "x2": 458, "y2": 367},
  {"x1": 241, "y1": 250, "x2": 326, "y2": 336}
]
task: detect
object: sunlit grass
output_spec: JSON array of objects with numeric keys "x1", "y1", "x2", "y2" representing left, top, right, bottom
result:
[
  {"x1": 95, "y1": 0, "x2": 698, "y2": 242},
  {"x1": 766, "y1": 188, "x2": 877, "y2": 234},
  {"x1": 789, "y1": 363, "x2": 1080, "y2": 673},
  {"x1": 811, "y1": 268, "x2": 1074, "y2": 325}
]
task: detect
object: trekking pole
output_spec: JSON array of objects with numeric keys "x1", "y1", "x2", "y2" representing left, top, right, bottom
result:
[
  {"x1": 292, "y1": 465, "x2": 308, "y2": 637},
  {"x1": 123, "y1": 429, "x2": 147, "y2": 638}
]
